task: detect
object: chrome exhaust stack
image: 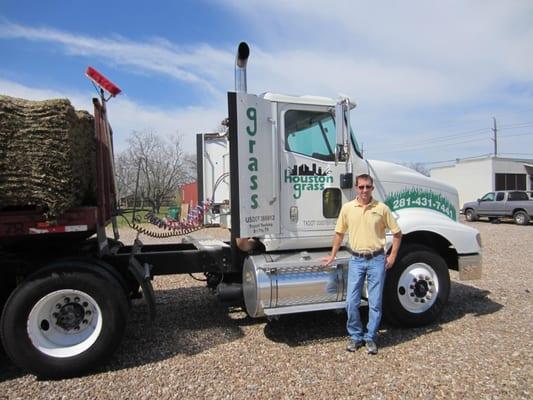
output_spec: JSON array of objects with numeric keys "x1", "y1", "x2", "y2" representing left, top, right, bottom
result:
[{"x1": 235, "y1": 42, "x2": 250, "y2": 93}]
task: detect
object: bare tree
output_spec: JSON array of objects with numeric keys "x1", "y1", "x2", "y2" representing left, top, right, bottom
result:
[
  {"x1": 116, "y1": 131, "x2": 189, "y2": 213},
  {"x1": 115, "y1": 152, "x2": 137, "y2": 207}
]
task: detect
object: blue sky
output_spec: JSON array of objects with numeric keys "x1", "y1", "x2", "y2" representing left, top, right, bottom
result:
[{"x1": 1, "y1": 0, "x2": 533, "y2": 167}]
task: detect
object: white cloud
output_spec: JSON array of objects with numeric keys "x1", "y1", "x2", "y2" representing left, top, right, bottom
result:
[
  {"x1": 223, "y1": 0, "x2": 533, "y2": 105},
  {"x1": 107, "y1": 96, "x2": 225, "y2": 152},
  {"x1": 0, "y1": 20, "x2": 233, "y2": 97},
  {"x1": 0, "y1": 78, "x2": 224, "y2": 153},
  {"x1": 1, "y1": 1, "x2": 532, "y2": 163}
]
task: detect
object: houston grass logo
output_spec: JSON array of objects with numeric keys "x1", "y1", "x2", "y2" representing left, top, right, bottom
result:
[
  {"x1": 385, "y1": 189, "x2": 457, "y2": 220},
  {"x1": 284, "y1": 163, "x2": 333, "y2": 199}
]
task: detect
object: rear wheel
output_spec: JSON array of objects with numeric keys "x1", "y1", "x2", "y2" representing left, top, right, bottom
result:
[
  {"x1": 0, "y1": 263, "x2": 128, "y2": 378},
  {"x1": 383, "y1": 245, "x2": 450, "y2": 327},
  {"x1": 464, "y1": 209, "x2": 477, "y2": 222},
  {"x1": 513, "y1": 211, "x2": 529, "y2": 225}
]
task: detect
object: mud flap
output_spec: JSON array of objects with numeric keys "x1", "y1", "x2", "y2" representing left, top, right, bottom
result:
[{"x1": 128, "y1": 239, "x2": 156, "y2": 321}]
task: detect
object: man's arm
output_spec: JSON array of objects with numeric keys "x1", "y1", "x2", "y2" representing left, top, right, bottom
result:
[
  {"x1": 386, "y1": 231, "x2": 402, "y2": 269},
  {"x1": 323, "y1": 232, "x2": 344, "y2": 266}
]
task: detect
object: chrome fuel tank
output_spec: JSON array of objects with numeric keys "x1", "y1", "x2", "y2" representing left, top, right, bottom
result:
[{"x1": 243, "y1": 250, "x2": 354, "y2": 317}]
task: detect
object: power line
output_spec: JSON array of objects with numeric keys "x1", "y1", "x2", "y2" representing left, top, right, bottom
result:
[
  {"x1": 499, "y1": 122, "x2": 533, "y2": 129},
  {"x1": 366, "y1": 119, "x2": 533, "y2": 155},
  {"x1": 499, "y1": 132, "x2": 533, "y2": 139},
  {"x1": 365, "y1": 127, "x2": 488, "y2": 151},
  {"x1": 369, "y1": 135, "x2": 491, "y2": 155}
]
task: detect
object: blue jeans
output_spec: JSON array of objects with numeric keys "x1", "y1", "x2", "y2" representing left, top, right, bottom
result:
[{"x1": 346, "y1": 254, "x2": 386, "y2": 342}]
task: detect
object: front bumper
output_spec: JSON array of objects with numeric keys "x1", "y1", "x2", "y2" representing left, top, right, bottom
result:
[{"x1": 458, "y1": 253, "x2": 482, "y2": 280}]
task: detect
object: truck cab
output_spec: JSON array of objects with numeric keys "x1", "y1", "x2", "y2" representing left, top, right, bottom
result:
[{"x1": 213, "y1": 46, "x2": 483, "y2": 324}]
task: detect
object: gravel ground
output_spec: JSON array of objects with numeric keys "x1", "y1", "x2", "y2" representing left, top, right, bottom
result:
[{"x1": 1, "y1": 219, "x2": 531, "y2": 399}]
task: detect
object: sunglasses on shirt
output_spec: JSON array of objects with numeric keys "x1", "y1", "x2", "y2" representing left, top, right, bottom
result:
[{"x1": 357, "y1": 185, "x2": 373, "y2": 190}]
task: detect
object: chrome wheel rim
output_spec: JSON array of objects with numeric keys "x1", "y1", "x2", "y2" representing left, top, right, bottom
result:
[{"x1": 397, "y1": 263, "x2": 439, "y2": 313}]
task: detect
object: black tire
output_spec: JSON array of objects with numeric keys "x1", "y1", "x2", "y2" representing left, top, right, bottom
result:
[
  {"x1": 513, "y1": 210, "x2": 529, "y2": 225},
  {"x1": 0, "y1": 264, "x2": 128, "y2": 378},
  {"x1": 383, "y1": 245, "x2": 450, "y2": 327},
  {"x1": 464, "y1": 209, "x2": 477, "y2": 222}
]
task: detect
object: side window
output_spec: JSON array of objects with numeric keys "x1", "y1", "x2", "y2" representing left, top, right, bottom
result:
[
  {"x1": 495, "y1": 192, "x2": 505, "y2": 201},
  {"x1": 481, "y1": 192, "x2": 495, "y2": 201},
  {"x1": 323, "y1": 188, "x2": 341, "y2": 218},
  {"x1": 285, "y1": 110, "x2": 335, "y2": 161},
  {"x1": 508, "y1": 191, "x2": 527, "y2": 201}
]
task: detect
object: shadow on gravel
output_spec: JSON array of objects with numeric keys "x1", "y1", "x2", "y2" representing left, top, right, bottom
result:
[
  {"x1": 264, "y1": 281, "x2": 502, "y2": 349},
  {"x1": 0, "y1": 285, "x2": 256, "y2": 381},
  {"x1": 0, "y1": 280, "x2": 502, "y2": 381},
  {"x1": 104, "y1": 286, "x2": 251, "y2": 371}
]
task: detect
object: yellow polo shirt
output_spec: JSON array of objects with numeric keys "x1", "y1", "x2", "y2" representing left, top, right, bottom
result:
[{"x1": 335, "y1": 198, "x2": 401, "y2": 252}]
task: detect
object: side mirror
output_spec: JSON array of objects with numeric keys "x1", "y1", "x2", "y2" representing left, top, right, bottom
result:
[{"x1": 335, "y1": 97, "x2": 355, "y2": 164}]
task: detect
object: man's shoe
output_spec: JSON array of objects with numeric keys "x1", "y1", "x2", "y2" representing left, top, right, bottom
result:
[
  {"x1": 346, "y1": 339, "x2": 364, "y2": 352},
  {"x1": 365, "y1": 340, "x2": 378, "y2": 355}
]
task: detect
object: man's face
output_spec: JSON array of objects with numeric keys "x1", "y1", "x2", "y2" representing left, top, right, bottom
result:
[{"x1": 356, "y1": 178, "x2": 374, "y2": 202}]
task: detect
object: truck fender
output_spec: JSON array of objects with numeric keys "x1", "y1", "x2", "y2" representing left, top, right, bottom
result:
[{"x1": 392, "y1": 208, "x2": 481, "y2": 255}]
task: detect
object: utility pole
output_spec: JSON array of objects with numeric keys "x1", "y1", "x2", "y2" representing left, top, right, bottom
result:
[{"x1": 492, "y1": 117, "x2": 498, "y2": 156}]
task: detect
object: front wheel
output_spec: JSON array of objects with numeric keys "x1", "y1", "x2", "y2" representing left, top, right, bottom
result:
[
  {"x1": 513, "y1": 211, "x2": 529, "y2": 225},
  {"x1": 383, "y1": 245, "x2": 450, "y2": 327},
  {"x1": 464, "y1": 209, "x2": 477, "y2": 222},
  {"x1": 0, "y1": 264, "x2": 128, "y2": 378}
]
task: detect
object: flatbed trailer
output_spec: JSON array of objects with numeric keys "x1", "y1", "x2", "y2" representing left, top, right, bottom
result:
[{"x1": 0, "y1": 94, "x2": 239, "y2": 378}]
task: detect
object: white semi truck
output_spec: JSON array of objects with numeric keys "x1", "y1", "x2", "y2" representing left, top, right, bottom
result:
[{"x1": 0, "y1": 42, "x2": 482, "y2": 378}]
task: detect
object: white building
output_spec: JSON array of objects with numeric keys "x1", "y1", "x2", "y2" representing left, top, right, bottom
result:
[{"x1": 430, "y1": 156, "x2": 533, "y2": 206}]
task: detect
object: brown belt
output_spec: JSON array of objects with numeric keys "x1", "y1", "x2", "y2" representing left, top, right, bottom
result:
[{"x1": 350, "y1": 248, "x2": 384, "y2": 259}]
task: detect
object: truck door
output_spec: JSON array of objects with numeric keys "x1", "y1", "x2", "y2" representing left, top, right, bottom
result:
[
  {"x1": 278, "y1": 104, "x2": 353, "y2": 234},
  {"x1": 493, "y1": 191, "x2": 506, "y2": 216},
  {"x1": 477, "y1": 192, "x2": 495, "y2": 216}
]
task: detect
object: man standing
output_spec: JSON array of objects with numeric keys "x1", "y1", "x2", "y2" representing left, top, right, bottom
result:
[{"x1": 324, "y1": 174, "x2": 402, "y2": 355}]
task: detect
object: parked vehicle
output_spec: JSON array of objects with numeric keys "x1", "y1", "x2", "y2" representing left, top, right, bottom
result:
[
  {"x1": 462, "y1": 190, "x2": 533, "y2": 225},
  {"x1": 0, "y1": 43, "x2": 482, "y2": 378}
]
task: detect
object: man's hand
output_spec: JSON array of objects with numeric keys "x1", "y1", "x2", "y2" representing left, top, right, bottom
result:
[
  {"x1": 322, "y1": 255, "x2": 336, "y2": 266},
  {"x1": 385, "y1": 254, "x2": 396, "y2": 269}
]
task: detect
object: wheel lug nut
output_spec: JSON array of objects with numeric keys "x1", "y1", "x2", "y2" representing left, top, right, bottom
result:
[
  {"x1": 83, "y1": 302, "x2": 89, "y2": 307},
  {"x1": 410, "y1": 285, "x2": 414, "y2": 289},
  {"x1": 410, "y1": 293, "x2": 415, "y2": 297},
  {"x1": 85, "y1": 310, "x2": 92, "y2": 316},
  {"x1": 64, "y1": 297, "x2": 70, "y2": 303},
  {"x1": 74, "y1": 326, "x2": 80, "y2": 331},
  {"x1": 414, "y1": 298, "x2": 419, "y2": 302},
  {"x1": 82, "y1": 319, "x2": 88, "y2": 324},
  {"x1": 56, "y1": 304, "x2": 62, "y2": 309},
  {"x1": 53, "y1": 312, "x2": 59, "y2": 318},
  {"x1": 74, "y1": 297, "x2": 80, "y2": 302},
  {"x1": 413, "y1": 278, "x2": 417, "y2": 283}
]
